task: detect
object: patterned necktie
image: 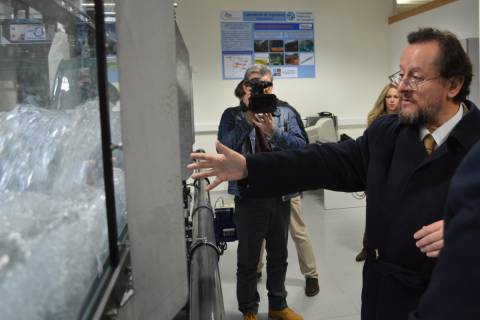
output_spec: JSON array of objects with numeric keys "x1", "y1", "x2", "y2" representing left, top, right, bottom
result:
[{"x1": 423, "y1": 134, "x2": 436, "y2": 155}]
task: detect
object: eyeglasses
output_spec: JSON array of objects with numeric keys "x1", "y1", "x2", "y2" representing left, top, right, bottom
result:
[{"x1": 389, "y1": 71, "x2": 441, "y2": 90}]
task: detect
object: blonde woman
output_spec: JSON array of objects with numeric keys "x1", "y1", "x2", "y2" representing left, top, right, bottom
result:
[
  {"x1": 356, "y1": 84, "x2": 400, "y2": 262},
  {"x1": 367, "y1": 84, "x2": 400, "y2": 126}
]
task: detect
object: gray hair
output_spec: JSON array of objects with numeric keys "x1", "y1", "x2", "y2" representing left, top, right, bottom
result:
[{"x1": 243, "y1": 64, "x2": 273, "y2": 81}]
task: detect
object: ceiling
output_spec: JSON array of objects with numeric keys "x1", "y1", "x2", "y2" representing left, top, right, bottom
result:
[{"x1": 393, "y1": 0, "x2": 436, "y2": 14}]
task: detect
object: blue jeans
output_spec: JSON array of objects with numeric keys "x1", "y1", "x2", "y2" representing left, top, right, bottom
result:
[{"x1": 234, "y1": 196, "x2": 291, "y2": 314}]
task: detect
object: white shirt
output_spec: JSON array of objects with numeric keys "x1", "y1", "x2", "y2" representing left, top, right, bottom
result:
[{"x1": 419, "y1": 103, "x2": 465, "y2": 148}]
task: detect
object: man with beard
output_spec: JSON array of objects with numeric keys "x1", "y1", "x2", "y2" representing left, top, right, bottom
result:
[{"x1": 188, "y1": 28, "x2": 480, "y2": 320}]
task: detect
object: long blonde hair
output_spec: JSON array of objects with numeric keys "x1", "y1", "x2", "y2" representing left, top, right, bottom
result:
[{"x1": 367, "y1": 84, "x2": 399, "y2": 127}]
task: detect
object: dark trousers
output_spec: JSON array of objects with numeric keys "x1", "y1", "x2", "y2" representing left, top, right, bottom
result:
[{"x1": 234, "y1": 196, "x2": 291, "y2": 314}]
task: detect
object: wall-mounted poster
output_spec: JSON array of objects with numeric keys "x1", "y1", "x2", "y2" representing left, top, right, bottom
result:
[{"x1": 220, "y1": 11, "x2": 315, "y2": 79}]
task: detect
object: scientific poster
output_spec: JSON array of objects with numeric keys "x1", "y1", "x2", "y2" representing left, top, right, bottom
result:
[{"x1": 220, "y1": 11, "x2": 315, "y2": 79}]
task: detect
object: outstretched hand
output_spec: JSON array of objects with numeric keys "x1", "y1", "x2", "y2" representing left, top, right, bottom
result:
[{"x1": 188, "y1": 141, "x2": 248, "y2": 192}]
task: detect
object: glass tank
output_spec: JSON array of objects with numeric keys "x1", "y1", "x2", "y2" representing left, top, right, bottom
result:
[{"x1": 0, "y1": 0, "x2": 125, "y2": 319}]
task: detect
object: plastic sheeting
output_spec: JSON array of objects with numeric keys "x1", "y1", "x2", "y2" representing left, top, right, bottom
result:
[{"x1": 0, "y1": 101, "x2": 126, "y2": 320}]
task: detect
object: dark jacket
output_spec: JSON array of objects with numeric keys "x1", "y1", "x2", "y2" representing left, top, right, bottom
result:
[
  {"x1": 243, "y1": 101, "x2": 480, "y2": 320},
  {"x1": 409, "y1": 140, "x2": 480, "y2": 320},
  {"x1": 217, "y1": 101, "x2": 307, "y2": 196}
]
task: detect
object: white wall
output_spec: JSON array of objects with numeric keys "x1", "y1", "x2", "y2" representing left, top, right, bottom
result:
[
  {"x1": 389, "y1": 0, "x2": 479, "y2": 71},
  {"x1": 176, "y1": 0, "x2": 392, "y2": 140}
]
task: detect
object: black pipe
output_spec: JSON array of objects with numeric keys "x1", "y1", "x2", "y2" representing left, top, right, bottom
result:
[
  {"x1": 93, "y1": 0, "x2": 119, "y2": 268},
  {"x1": 189, "y1": 177, "x2": 225, "y2": 320}
]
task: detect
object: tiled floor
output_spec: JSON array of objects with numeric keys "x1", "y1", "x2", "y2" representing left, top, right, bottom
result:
[{"x1": 212, "y1": 190, "x2": 366, "y2": 320}]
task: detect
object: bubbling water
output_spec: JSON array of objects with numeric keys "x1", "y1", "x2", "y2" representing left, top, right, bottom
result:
[{"x1": 0, "y1": 101, "x2": 126, "y2": 320}]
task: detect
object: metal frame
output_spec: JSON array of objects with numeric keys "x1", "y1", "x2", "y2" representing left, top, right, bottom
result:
[{"x1": 93, "y1": 0, "x2": 119, "y2": 268}]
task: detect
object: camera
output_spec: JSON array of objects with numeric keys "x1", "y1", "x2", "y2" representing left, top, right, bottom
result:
[{"x1": 245, "y1": 78, "x2": 277, "y2": 114}]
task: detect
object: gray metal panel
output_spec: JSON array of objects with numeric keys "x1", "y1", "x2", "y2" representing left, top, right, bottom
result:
[
  {"x1": 176, "y1": 22, "x2": 195, "y2": 181},
  {"x1": 467, "y1": 38, "x2": 479, "y2": 107},
  {"x1": 116, "y1": 1, "x2": 188, "y2": 319}
]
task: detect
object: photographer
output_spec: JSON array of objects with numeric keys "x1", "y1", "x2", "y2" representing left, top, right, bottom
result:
[{"x1": 218, "y1": 65, "x2": 305, "y2": 320}]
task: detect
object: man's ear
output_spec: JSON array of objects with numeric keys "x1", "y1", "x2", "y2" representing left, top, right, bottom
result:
[{"x1": 447, "y1": 76, "x2": 464, "y2": 99}]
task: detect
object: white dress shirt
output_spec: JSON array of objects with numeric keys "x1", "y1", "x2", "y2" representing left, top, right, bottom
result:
[{"x1": 419, "y1": 103, "x2": 465, "y2": 148}]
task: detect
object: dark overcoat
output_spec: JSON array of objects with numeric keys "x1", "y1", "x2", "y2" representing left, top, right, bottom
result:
[
  {"x1": 243, "y1": 101, "x2": 480, "y2": 320},
  {"x1": 409, "y1": 140, "x2": 480, "y2": 320}
]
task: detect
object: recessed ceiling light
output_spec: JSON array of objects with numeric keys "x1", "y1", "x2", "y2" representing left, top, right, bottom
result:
[
  {"x1": 81, "y1": 3, "x2": 115, "y2": 7},
  {"x1": 396, "y1": 0, "x2": 432, "y2": 4}
]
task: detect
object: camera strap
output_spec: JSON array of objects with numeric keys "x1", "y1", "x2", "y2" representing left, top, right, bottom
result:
[{"x1": 254, "y1": 125, "x2": 272, "y2": 153}]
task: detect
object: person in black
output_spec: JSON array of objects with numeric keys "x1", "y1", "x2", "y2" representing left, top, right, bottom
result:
[
  {"x1": 189, "y1": 28, "x2": 480, "y2": 320},
  {"x1": 409, "y1": 140, "x2": 480, "y2": 320}
]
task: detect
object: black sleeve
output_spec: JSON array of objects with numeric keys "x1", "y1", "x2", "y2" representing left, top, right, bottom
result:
[
  {"x1": 240, "y1": 114, "x2": 404, "y2": 198},
  {"x1": 242, "y1": 135, "x2": 369, "y2": 197}
]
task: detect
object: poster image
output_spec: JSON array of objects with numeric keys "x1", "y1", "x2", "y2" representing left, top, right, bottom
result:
[
  {"x1": 221, "y1": 11, "x2": 315, "y2": 79},
  {"x1": 223, "y1": 54, "x2": 252, "y2": 79}
]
